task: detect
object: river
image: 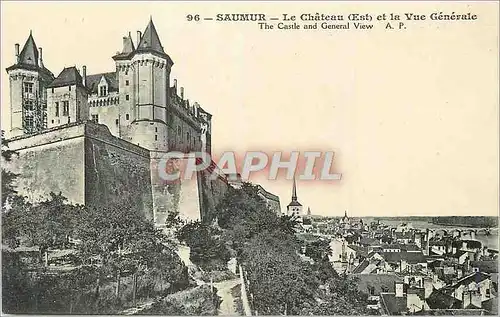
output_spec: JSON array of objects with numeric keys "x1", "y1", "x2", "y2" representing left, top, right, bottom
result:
[{"x1": 364, "y1": 218, "x2": 499, "y2": 250}]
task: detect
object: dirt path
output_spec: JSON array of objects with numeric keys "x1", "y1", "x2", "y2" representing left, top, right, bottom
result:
[{"x1": 214, "y1": 278, "x2": 242, "y2": 316}]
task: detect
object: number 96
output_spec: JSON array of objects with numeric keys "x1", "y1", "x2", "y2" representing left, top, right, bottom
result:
[{"x1": 187, "y1": 14, "x2": 200, "y2": 21}]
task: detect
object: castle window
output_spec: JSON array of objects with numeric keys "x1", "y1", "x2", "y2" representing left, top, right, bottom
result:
[
  {"x1": 62, "y1": 101, "x2": 69, "y2": 116},
  {"x1": 51, "y1": 88, "x2": 54, "y2": 93},
  {"x1": 99, "y1": 86, "x2": 107, "y2": 96},
  {"x1": 126, "y1": 114, "x2": 129, "y2": 120},
  {"x1": 126, "y1": 80, "x2": 129, "y2": 86},
  {"x1": 69, "y1": 85, "x2": 72, "y2": 91},
  {"x1": 91, "y1": 114, "x2": 99, "y2": 123},
  {"x1": 126, "y1": 94, "x2": 129, "y2": 101},
  {"x1": 115, "y1": 119, "x2": 119, "y2": 126},
  {"x1": 24, "y1": 115, "x2": 34, "y2": 131},
  {"x1": 23, "y1": 82, "x2": 33, "y2": 94},
  {"x1": 155, "y1": 135, "x2": 158, "y2": 141},
  {"x1": 155, "y1": 127, "x2": 158, "y2": 132},
  {"x1": 24, "y1": 100, "x2": 34, "y2": 111},
  {"x1": 55, "y1": 102, "x2": 60, "y2": 117}
]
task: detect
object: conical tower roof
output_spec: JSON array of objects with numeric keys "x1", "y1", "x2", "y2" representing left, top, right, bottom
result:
[
  {"x1": 6, "y1": 31, "x2": 54, "y2": 81},
  {"x1": 122, "y1": 32, "x2": 135, "y2": 54},
  {"x1": 137, "y1": 17, "x2": 165, "y2": 54},
  {"x1": 18, "y1": 31, "x2": 39, "y2": 67}
]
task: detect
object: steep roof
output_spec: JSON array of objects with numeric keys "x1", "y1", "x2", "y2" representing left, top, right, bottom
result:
[
  {"x1": 426, "y1": 290, "x2": 461, "y2": 309},
  {"x1": 470, "y1": 260, "x2": 498, "y2": 273},
  {"x1": 5, "y1": 32, "x2": 54, "y2": 81},
  {"x1": 18, "y1": 32, "x2": 39, "y2": 66},
  {"x1": 113, "y1": 33, "x2": 136, "y2": 60},
  {"x1": 137, "y1": 18, "x2": 166, "y2": 56},
  {"x1": 382, "y1": 251, "x2": 427, "y2": 264},
  {"x1": 359, "y1": 237, "x2": 381, "y2": 246},
  {"x1": 450, "y1": 272, "x2": 491, "y2": 288},
  {"x1": 48, "y1": 66, "x2": 84, "y2": 88},
  {"x1": 380, "y1": 293, "x2": 408, "y2": 315},
  {"x1": 85, "y1": 72, "x2": 118, "y2": 94},
  {"x1": 352, "y1": 274, "x2": 402, "y2": 295}
]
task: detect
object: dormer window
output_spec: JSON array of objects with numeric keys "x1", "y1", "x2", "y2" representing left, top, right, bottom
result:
[{"x1": 99, "y1": 86, "x2": 107, "y2": 96}]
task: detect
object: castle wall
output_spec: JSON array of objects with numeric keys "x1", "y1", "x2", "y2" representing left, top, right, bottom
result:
[
  {"x1": 84, "y1": 123, "x2": 154, "y2": 221},
  {"x1": 149, "y1": 153, "x2": 228, "y2": 225},
  {"x1": 4, "y1": 122, "x2": 153, "y2": 220},
  {"x1": 197, "y1": 167, "x2": 229, "y2": 223},
  {"x1": 5, "y1": 123, "x2": 86, "y2": 204}
]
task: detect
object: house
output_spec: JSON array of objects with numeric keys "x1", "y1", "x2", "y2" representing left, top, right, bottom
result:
[
  {"x1": 394, "y1": 231, "x2": 414, "y2": 244},
  {"x1": 351, "y1": 274, "x2": 403, "y2": 311},
  {"x1": 380, "y1": 281, "x2": 425, "y2": 315},
  {"x1": 444, "y1": 272, "x2": 495, "y2": 305},
  {"x1": 381, "y1": 251, "x2": 428, "y2": 273}
]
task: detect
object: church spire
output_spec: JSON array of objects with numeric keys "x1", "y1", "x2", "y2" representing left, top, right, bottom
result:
[{"x1": 292, "y1": 177, "x2": 297, "y2": 201}]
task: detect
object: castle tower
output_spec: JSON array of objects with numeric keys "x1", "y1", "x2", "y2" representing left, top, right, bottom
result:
[
  {"x1": 286, "y1": 177, "x2": 303, "y2": 216},
  {"x1": 113, "y1": 18, "x2": 173, "y2": 151},
  {"x1": 46, "y1": 66, "x2": 89, "y2": 128},
  {"x1": 5, "y1": 31, "x2": 54, "y2": 137}
]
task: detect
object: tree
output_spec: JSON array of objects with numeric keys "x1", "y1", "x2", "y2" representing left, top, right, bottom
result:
[
  {"x1": 177, "y1": 221, "x2": 230, "y2": 271},
  {"x1": 1, "y1": 130, "x2": 19, "y2": 206},
  {"x1": 74, "y1": 199, "x2": 182, "y2": 302}
]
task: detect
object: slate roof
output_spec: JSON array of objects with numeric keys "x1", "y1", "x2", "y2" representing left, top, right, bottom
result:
[
  {"x1": 451, "y1": 250, "x2": 469, "y2": 259},
  {"x1": 395, "y1": 231, "x2": 413, "y2": 239},
  {"x1": 359, "y1": 237, "x2": 381, "y2": 246},
  {"x1": 382, "y1": 251, "x2": 427, "y2": 264},
  {"x1": 352, "y1": 274, "x2": 402, "y2": 295},
  {"x1": 453, "y1": 240, "x2": 482, "y2": 249},
  {"x1": 113, "y1": 19, "x2": 172, "y2": 63},
  {"x1": 136, "y1": 18, "x2": 170, "y2": 60},
  {"x1": 382, "y1": 244, "x2": 421, "y2": 252},
  {"x1": 426, "y1": 289, "x2": 459, "y2": 309},
  {"x1": 48, "y1": 66, "x2": 84, "y2": 88},
  {"x1": 352, "y1": 259, "x2": 370, "y2": 274},
  {"x1": 287, "y1": 200, "x2": 302, "y2": 207},
  {"x1": 85, "y1": 72, "x2": 118, "y2": 94},
  {"x1": 347, "y1": 244, "x2": 369, "y2": 257},
  {"x1": 5, "y1": 32, "x2": 55, "y2": 81},
  {"x1": 450, "y1": 272, "x2": 491, "y2": 288},
  {"x1": 430, "y1": 240, "x2": 448, "y2": 246},
  {"x1": 380, "y1": 293, "x2": 408, "y2": 315},
  {"x1": 470, "y1": 260, "x2": 498, "y2": 273},
  {"x1": 18, "y1": 32, "x2": 38, "y2": 66}
]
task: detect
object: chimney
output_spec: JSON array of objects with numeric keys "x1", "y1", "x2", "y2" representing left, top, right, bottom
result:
[
  {"x1": 180, "y1": 87, "x2": 184, "y2": 100},
  {"x1": 39, "y1": 47, "x2": 43, "y2": 67},
  {"x1": 137, "y1": 31, "x2": 142, "y2": 46},
  {"x1": 123, "y1": 36, "x2": 128, "y2": 49},
  {"x1": 462, "y1": 242, "x2": 468, "y2": 250},
  {"x1": 462, "y1": 290, "x2": 471, "y2": 309},
  {"x1": 432, "y1": 273, "x2": 438, "y2": 284},
  {"x1": 82, "y1": 66, "x2": 87, "y2": 86},
  {"x1": 395, "y1": 281, "x2": 404, "y2": 298},
  {"x1": 15, "y1": 43, "x2": 20, "y2": 62}
]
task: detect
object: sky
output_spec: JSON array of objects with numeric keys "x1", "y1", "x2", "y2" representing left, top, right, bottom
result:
[{"x1": 1, "y1": 1, "x2": 498, "y2": 217}]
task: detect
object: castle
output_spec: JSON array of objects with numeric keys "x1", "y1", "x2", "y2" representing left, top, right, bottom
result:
[{"x1": 4, "y1": 19, "x2": 227, "y2": 224}]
